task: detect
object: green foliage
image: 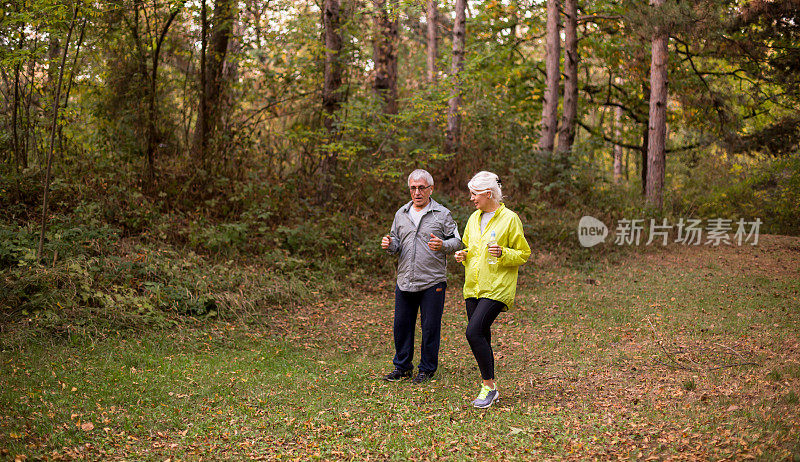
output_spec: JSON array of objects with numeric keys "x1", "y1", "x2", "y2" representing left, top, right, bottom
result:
[{"x1": 677, "y1": 155, "x2": 800, "y2": 235}]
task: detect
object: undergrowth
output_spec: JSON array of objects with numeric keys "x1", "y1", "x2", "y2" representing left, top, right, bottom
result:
[{"x1": 2, "y1": 147, "x2": 797, "y2": 337}]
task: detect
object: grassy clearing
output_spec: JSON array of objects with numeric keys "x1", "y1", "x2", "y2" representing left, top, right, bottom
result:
[{"x1": 1, "y1": 236, "x2": 799, "y2": 460}]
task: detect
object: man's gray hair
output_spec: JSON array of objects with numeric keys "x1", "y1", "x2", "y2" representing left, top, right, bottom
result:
[
  {"x1": 468, "y1": 171, "x2": 503, "y2": 202},
  {"x1": 408, "y1": 169, "x2": 434, "y2": 187}
]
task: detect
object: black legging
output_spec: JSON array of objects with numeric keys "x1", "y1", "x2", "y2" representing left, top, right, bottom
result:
[{"x1": 465, "y1": 297, "x2": 506, "y2": 380}]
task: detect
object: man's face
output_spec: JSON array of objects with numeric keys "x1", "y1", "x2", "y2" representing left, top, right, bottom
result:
[{"x1": 408, "y1": 178, "x2": 432, "y2": 209}]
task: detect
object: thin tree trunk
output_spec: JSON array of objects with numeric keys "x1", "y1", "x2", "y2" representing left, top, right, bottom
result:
[
  {"x1": 23, "y1": 38, "x2": 40, "y2": 166},
  {"x1": 444, "y1": 0, "x2": 466, "y2": 155},
  {"x1": 323, "y1": 0, "x2": 344, "y2": 132},
  {"x1": 144, "y1": 4, "x2": 183, "y2": 185},
  {"x1": 197, "y1": 0, "x2": 208, "y2": 165},
  {"x1": 557, "y1": 0, "x2": 577, "y2": 156},
  {"x1": 425, "y1": 0, "x2": 438, "y2": 137},
  {"x1": 539, "y1": 0, "x2": 560, "y2": 153},
  {"x1": 320, "y1": 0, "x2": 344, "y2": 196},
  {"x1": 646, "y1": 0, "x2": 668, "y2": 209},
  {"x1": 181, "y1": 47, "x2": 195, "y2": 149},
  {"x1": 204, "y1": 0, "x2": 234, "y2": 142},
  {"x1": 640, "y1": 123, "x2": 648, "y2": 195},
  {"x1": 37, "y1": 5, "x2": 77, "y2": 262},
  {"x1": 372, "y1": 0, "x2": 398, "y2": 114},
  {"x1": 11, "y1": 27, "x2": 24, "y2": 171},
  {"x1": 45, "y1": 35, "x2": 60, "y2": 152},
  {"x1": 640, "y1": 80, "x2": 649, "y2": 195},
  {"x1": 624, "y1": 147, "x2": 629, "y2": 180},
  {"x1": 130, "y1": 0, "x2": 151, "y2": 179},
  {"x1": 613, "y1": 104, "x2": 623, "y2": 183},
  {"x1": 426, "y1": 0, "x2": 438, "y2": 84},
  {"x1": 58, "y1": 17, "x2": 87, "y2": 156}
]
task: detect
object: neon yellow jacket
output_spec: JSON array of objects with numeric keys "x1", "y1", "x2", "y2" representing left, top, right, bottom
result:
[{"x1": 461, "y1": 204, "x2": 531, "y2": 310}]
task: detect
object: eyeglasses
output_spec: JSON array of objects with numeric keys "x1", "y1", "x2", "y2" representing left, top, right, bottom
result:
[{"x1": 409, "y1": 185, "x2": 431, "y2": 192}]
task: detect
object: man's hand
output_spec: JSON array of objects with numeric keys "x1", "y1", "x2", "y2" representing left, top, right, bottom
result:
[
  {"x1": 487, "y1": 244, "x2": 503, "y2": 258},
  {"x1": 428, "y1": 233, "x2": 443, "y2": 251},
  {"x1": 454, "y1": 249, "x2": 468, "y2": 263},
  {"x1": 381, "y1": 235, "x2": 392, "y2": 249}
]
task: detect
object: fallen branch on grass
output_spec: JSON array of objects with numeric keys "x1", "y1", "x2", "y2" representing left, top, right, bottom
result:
[{"x1": 645, "y1": 316, "x2": 761, "y2": 372}]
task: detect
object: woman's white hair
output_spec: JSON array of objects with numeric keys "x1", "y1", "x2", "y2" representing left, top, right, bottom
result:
[
  {"x1": 468, "y1": 171, "x2": 503, "y2": 202},
  {"x1": 408, "y1": 169, "x2": 434, "y2": 187}
]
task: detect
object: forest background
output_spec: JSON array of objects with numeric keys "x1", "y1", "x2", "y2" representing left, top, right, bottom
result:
[
  {"x1": 2, "y1": 0, "x2": 798, "y2": 325},
  {"x1": 1, "y1": 0, "x2": 800, "y2": 458},
  {"x1": 1, "y1": 0, "x2": 799, "y2": 353}
]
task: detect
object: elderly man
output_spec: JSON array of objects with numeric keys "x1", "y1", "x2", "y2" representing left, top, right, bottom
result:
[{"x1": 381, "y1": 169, "x2": 462, "y2": 383}]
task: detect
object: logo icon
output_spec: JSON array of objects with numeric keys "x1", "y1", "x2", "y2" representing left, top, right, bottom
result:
[{"x1": 578, "y1": 216, "x2": 608, "y2": 247}]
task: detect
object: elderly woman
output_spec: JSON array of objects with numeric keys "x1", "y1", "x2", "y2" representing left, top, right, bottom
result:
[{"x1": 454, "y1": 171, "x2": 531, "y2": 408}]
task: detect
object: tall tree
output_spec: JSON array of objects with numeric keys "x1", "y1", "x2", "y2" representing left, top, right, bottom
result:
[
  {"x1": 322, "y1": 0, "x2": 345, "y2": 132},
  {"x1": 129, "y1": 0, "x2": 184, "y2": 183},
  {"x1": 320, "y1": 0, "x2": 345, "y2": 194},
  {"x1": 38, "y1": 5, "x2": 78, "y2": 261},
  {"x1": 539, "y1": 0, "x2": 560, "y2": 153},
  {"x1": 197, "y1": 0, "x2": 208, "y2": 164},
  {"x1": 372, "y1": 0, "x2": 398, "y2": 114},
  {"x1": 193, "y1": 0, "x2": 235, "y2": 161},
  {"x1": 444, "y1": 0, "x2": 466, "y2": 155},
  {"x1": 557, "y1": 0, "x2": 578, "y2": 155},
  {"x1": 646, "y1": 0, "x2": 668, "y2": 208},
  {"x1": 10, "y1": 25, "x2": 26, "y2": 171},
  {"x1": 426, "y1": 0, "x2": 438, "y2": 84}
]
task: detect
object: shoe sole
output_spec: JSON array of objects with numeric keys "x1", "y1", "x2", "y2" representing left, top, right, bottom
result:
[{"x1": 473, "y1": 393, "x2": 499, "y2": 409}]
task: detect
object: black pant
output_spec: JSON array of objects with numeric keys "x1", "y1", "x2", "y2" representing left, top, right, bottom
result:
[
  {"x1": 393, "y1": 282, "x2": 446, "y2": 374},
  {"x1": 465, "y1": 297, "x2": 505, "y2": 380}
]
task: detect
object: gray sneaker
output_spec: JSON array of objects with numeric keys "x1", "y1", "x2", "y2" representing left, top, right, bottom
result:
[{"x1": 472, "y1": 385, "x2": 499, "y2": 408}]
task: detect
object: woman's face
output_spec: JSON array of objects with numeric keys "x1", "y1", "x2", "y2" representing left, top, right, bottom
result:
[{"x1": 470, "y1": 190, "x2": 495, "y2": 212}]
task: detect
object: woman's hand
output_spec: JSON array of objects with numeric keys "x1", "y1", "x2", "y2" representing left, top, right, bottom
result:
[
  {"x1": 454, "y1": 249, "x2": 468, "y2": 262},
  {"x1": 487, "y1": 244, "x2": 503, "y2": 258},
  {"x1": 381, "y1": 235, "x2": 392, "y2": 249}
]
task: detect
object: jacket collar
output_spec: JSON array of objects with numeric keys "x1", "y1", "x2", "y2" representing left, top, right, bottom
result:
[
  {"x1": 401, "y1": 198, "x2": 444, "y2": 214},
  {"x1": 479, "y1": 202, "x2": 506, "y2": 218}
]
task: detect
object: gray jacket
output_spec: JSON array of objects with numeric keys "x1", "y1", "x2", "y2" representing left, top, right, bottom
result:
[{"x1": 386, "y1": 198, "x2": 463, "y2": 292}]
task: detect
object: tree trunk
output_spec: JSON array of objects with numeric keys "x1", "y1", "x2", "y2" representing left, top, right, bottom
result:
[
  {"x1": 613, "y1": 105, "x2": 623, "y2": 183},
  {"x1": 37, "y1": 5, "x2": 77, "y2": 262},
  {"x1": 624, "y1": 147, "x2": 629, "y2": 180},
  {"x1": 23, "y1": 38, "x2": 41, "y2": 167},
  {"x1": 323, "y1": 0, "x2": 344, "y2": 132},
  {"x1": 372, "y1": 0, "x2": 398, "y2": 114},
  {"x1": 426, "y1": 0, "x2": 438, "y2": 84},
  {"x1": 640, "y1": 123, "x2": 648, "y2": 195},
  {"x1": 146, "y1": 5, "x2": 182, "y2": 186},
  {"x1": 557, "y1": 0, "x2": 577, "y2": 156},
  {"x1": 58, "y1": 18, "x2": 87, "y2": 155},
  {"x1": 444, "y1": 0, "x2": 466, "y2": 155},
  {"x1": 11, "y1": 26, "x2": 25, "y2": 171},
  {"x1": 192, "y1": 0, "x2": 231, "y2": 165},
  {"x1": 539, "y1": 0, "x2": 560, "y2": 153},
  {"x1": 646, "y1": 0, "x2": 668, "y2": 209},
  {"x1": 320, "y1": 0, "x2": 345, "y2": 197},
  {"x1": 196, "y1": 0, "x2": 208, "y2": 165},
  {"x1": 205, "y1": 0, "x2": 234, "y2": 139}
]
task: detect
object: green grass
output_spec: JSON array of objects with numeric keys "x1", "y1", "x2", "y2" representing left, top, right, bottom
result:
[{"x1": 1, "y1": 237, "x2": 799, "y2": 460}]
